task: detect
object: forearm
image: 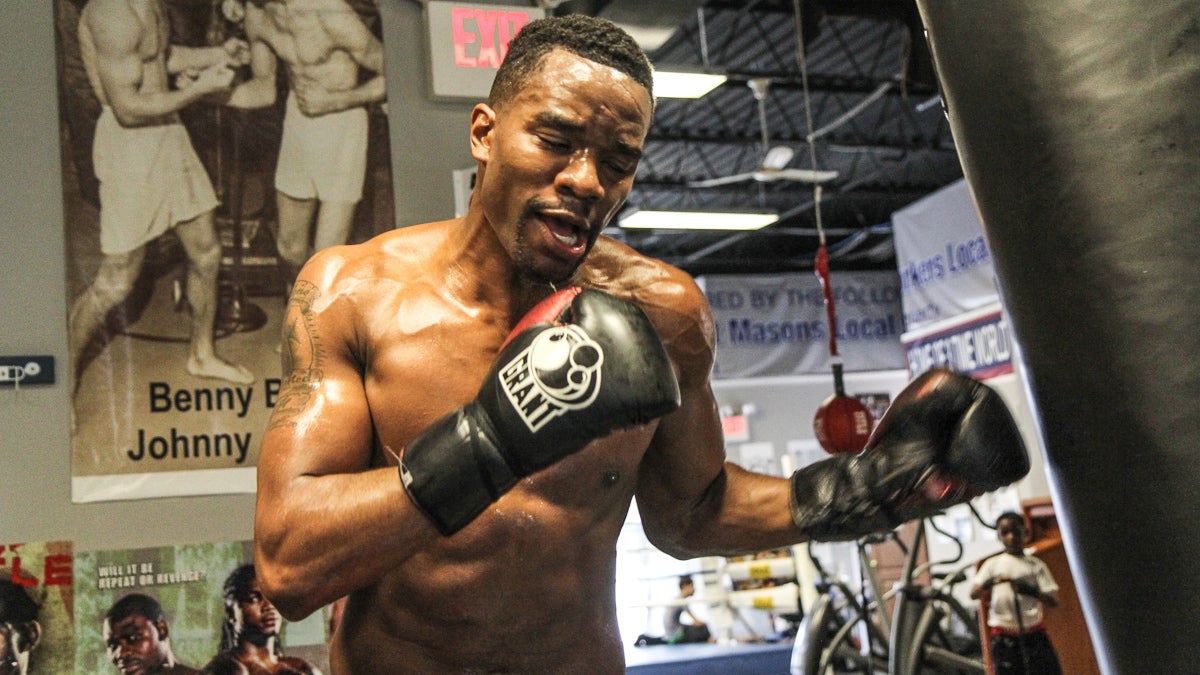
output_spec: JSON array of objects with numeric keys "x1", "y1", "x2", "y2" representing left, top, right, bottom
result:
[
  {"x1": 351, "y1": 74, "x2": 387, "y2": 106},
  {"x1": 643, "y1": 463, "x2": 802, "y2": 559},
  {"x1": 226, "y1": 77, "x2": 277, "y2": 109},
  {"x1": 254, "y1": 466, "x2": 439, "y2": 619},
  {"x1": 108, "y1": 88, "x2": 205, "y2": 125},
  {"x1": 166, "y1": 45, "x2": 226, "y2": 75},
  {"x1": 310, "y1": 75, "x2": 387, "y2": 114}
]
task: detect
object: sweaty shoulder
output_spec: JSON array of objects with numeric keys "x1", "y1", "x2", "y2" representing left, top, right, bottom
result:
[
  {"x1": 584, "y1": 238, "x2": 716, "y2": 380},
  {"x1": 299, "y1": 222, "x2": 444, "y2": 289},
  {"x1": 292, "y1": 222, "x2": 449, "y2": 338}
]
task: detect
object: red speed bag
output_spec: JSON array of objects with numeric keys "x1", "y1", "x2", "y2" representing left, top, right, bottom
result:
[{"x1": 813, "y1": 394, "x2": 874, "y2": 455}]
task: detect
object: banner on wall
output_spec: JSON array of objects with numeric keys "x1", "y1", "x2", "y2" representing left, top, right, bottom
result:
[
  {"x1": 1, "y1": 541, "x2": 75, "y2": 674},
  {"x1": 699, "y1": 272, "x2": 906, "y2": 379},
  {"x1": 902, "y1": 302, "x2": 1015, "y2": 380},
  {"x1": 74, "y1": 540, "x2": 331, "y2": 674},
  {"x1": 53, "y1": 1, "x2": 396, "y2": 501},
  {"x1": 892, "y1": 179, "x2": 1000, "y2": 331}
]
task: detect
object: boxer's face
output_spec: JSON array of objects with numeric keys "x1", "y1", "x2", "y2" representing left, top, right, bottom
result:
[
  {"x1": 104, "y1": 614, "x2": 169, "y2": 675},
  {"x1": 232, "y1": 579, "x2": 281, "y2": 640},
  {"x1": 472, "y1": 49, "x2": 652, "y2": 283}
]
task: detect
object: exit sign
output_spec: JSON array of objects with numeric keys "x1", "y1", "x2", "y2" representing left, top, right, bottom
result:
[{"x1": 425, "y1": 1, "x2": 545, "y2": 100}]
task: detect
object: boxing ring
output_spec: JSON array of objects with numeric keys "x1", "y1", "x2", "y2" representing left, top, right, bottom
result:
[{"x1": 914, "y1": 2, "x2": 1200, "y2": 672}]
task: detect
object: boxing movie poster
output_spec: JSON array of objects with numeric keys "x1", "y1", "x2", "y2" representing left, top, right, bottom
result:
[
  {"x1": 1, "y1": 540, "x2": 75, "y2": 675},
  {"x1": 53, "y1": 0, "x2": 396, "y2": 501},
  {"x1": 74, "y1": 540, "x2": 330, "y2": 673}
]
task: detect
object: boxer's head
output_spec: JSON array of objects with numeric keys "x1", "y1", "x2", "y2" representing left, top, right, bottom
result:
[
  {"x1": 0, "y1": 581, "x2": 41, "y2": 675},
  {"x1": 472, "y1": 16, "x2": 654, "y2": 284},
  {"x1": 103, "y1": 594, "x2": 173, "y2": 675},
  {"x1": 220, "y1": 564, "x2": 281, "y2": 651},
  {"x1": 487, "y1": 15, "x2": 653, "y2": 112}
]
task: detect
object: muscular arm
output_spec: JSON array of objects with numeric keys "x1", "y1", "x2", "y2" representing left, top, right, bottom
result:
[
  {"x1": 83, "y1": 1, "x2": 233, "y2": 126},
  {"x1": 634, "y1": 273, "x2": 805, "y2": 558},
  {"x1": 225, "y1": 5, "x2": 278, "y2": 109},
  {"x1": 164, "y1": 41, "x2": 243, "y2": 76},
  {"x1": 254, "y1": 256, "x2": 440, "y2": 620}
]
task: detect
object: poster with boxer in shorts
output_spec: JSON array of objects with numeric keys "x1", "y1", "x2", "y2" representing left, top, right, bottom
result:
[
  {"x1": 52, "y1": 0, "x2": 396, "y2": 502},
  {"x1": 74, "y1": 540, "x2": 330, "y2": 674},
  {"x1": 1, "y1": 540, "x2": 75, "y2": 675}
]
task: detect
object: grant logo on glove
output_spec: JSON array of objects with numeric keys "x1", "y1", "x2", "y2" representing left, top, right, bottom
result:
[{"x1": 499, "y1": 324, "x2": 604, "y2": 432}]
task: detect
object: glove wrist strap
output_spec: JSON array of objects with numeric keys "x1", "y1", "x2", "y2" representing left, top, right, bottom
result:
[{"x1": 399, "y1": 404, "x2": 520, "y2": 535}]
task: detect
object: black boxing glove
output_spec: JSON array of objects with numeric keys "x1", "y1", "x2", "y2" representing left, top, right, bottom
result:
[
  {"x1": 399, "y1": 287, "x2": 681, "y2": 535},
  {"x1": 790, "y1": 368, "x2": 1030, "y2": 540}
]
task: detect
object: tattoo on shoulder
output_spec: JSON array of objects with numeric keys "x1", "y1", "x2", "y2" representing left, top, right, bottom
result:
[{"x1": 269, "y1": 281, "x2": 325, "y2": 430}]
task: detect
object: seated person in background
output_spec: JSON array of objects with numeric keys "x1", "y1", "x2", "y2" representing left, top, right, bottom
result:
[
  {"x1": 971, "y1": 511, "x2": 1063, "y2": 675},
  {"x1": 664, "y1": 575, "x2": 711, "y2": 644}
]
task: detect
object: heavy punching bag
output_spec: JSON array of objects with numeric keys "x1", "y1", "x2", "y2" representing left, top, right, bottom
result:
[{"x1": 913, "y1": 3, "x2": 1200, "y2": 672}]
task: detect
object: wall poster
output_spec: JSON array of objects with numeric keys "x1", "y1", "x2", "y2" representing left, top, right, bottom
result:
[
  {"x1": 1, "y1": 540, "x2": 75, "y2": 675},
  {"x1": 53, "y1": 0, "x2": 396, "y2": 501},
  {"x1": 74, "y1": 540, "x2": 330, "y2": 674}
]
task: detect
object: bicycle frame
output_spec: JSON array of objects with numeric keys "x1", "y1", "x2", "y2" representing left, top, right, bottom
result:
[{"x1": 890, "y1": 518, "x2": 986, "y2": 675}]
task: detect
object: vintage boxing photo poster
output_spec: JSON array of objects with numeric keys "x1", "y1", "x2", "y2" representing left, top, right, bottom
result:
[
  {"x1": 1, "y1": 540, "x2": 75, "y2": 675},
  {"x1": 53, "y1": 0, "x2": 396, "y2": 501},
  {"x1": 74, "y1": 540, "x2": 331, "y2": 673}
]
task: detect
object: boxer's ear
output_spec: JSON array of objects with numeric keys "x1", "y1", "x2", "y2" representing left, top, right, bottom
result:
[
  {"x1": 469, "y1": 103, "x2": 497, "y2": 163},
  {"x1": 19, "y1": 620, "x2": 41, "y2": 652}
]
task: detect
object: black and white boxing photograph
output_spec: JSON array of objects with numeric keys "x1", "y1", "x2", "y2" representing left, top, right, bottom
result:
[{"x1": 53, "y1": 0, "x2": 394, "y2": 501}]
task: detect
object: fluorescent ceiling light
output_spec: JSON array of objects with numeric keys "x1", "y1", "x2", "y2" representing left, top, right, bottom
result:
[
  {"x1": 620, "y1": 210, "x2": 779, "y2": 231},
  {"x1": 653, "y1": 71, "x2": 727, "y2": 99}
]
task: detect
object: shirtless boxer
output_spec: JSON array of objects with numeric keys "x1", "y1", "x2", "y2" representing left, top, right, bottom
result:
[
  {"x1": 253, "y1": 15, "x2": 1029, "y2": 673},
  {"x1": 72, "y1": 0, "x2": 254, "y2": 386},
  {"x1": 226, "y1": 0, "x2": 386, "y2": 291},
  {"x1": 203, "y1": 565, "x2": 321, "y2": 675}
]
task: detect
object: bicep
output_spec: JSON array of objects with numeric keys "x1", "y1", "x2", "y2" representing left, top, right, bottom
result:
[{"x1": 259, "y1": 281, "x2": 374, "y2": 493}]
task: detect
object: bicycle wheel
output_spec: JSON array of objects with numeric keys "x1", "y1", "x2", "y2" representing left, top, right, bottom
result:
[
  {"x1": 903, "y1": 600, "x2": 985, "y2": 674},
  {"x1": 791, "y1": 593, "x2": 840, "y2": 675}
]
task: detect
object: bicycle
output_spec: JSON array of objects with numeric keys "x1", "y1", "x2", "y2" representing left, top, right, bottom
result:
[
  {"x1": 889, "y1": 514, "x2": 987, "y2": 675},
  {"x1": 791, "y1": 532, "x2": 901, "y2": 674}
]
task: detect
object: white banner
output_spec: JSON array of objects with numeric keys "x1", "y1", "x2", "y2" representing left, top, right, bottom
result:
[
  {"x1": 700, "y1": 272, "x2": 906, "y2": 379},
  {"x1": 901, "y1": 303, "x2": 1015, "y2": 380},
  {"x1": 892, "y1": 179, "x2": 1000, "y2": 331}
]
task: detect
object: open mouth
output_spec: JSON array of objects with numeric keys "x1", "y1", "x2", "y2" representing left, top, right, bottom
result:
[{"x1": 541, "y1": 212, "x2": 588, "y2": 254}]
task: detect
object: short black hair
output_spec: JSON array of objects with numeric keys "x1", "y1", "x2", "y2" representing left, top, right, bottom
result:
[
  {"x1": 105, "y1": 593, "x2": 165, "y2": 625},
  {"x1": 488, "y1": 14, "x2": 653, "y2": 109},
  {"x1": 995, "y1": 511, "x2": 1026, "y2": 530},
  {"x1": 0, "y1": 579, "x2": 38, "y2": 624}
]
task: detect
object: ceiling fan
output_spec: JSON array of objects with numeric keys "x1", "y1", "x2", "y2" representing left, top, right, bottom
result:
[{"x1": 687, "y1": 78, "x2": 838, "y2": 189}]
